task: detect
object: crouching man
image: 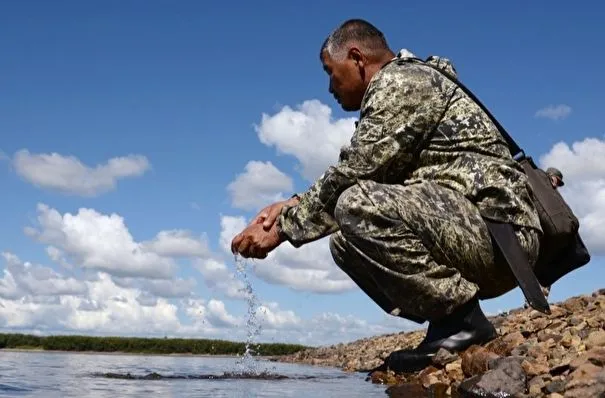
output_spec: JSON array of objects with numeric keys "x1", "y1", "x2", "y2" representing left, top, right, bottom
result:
[{"x1": 231, "y1": 19, "x2": 542, "y2": 373}]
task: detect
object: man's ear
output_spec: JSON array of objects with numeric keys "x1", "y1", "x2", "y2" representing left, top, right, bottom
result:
[{"x1": 348, "y1": 47, "x2": 365, "y2": 68}]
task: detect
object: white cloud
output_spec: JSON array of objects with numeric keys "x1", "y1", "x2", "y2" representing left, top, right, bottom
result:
[
  {"x1": 206, "y1": 299, "x2": 241, "y2": 328},
  {"x1": 59, "y1": 273, "x2": 182, "y2": 334},
  {"x1": 25, "y1": 203, "x2": 177, "y2": 279},
  {"x1": 539, "y1": 136, "x2": 605, "y2": 254},
  {"x1": 23, "y1": 204, "x2": 249, "y2": 302},
  {"x1": 219, "y1": 215, "x2": 248, "y2": 255},
  {"x1": 256, "y1": 301, "x2": 302, "y2": 330},
  {"x1": 112, "y1": 276, "x2": 196, "y2": 299},
  {"x1": 0, "y1": 249, "x2": 417, "y2": 345},
  {"x1": 0, "y1": 252, "x2": 87, "y2": 300},
  {"x1": 141, "y1": 230, "x2": 210, "y2": 258},
  {"x1": 299, "y1": 312, "x2": 419, "y2": 345},
  {"x1": 227, "y1": 161, "x2": 293, "y2": 211},
  {"x1": 45, "y1": 246, "x2": 73, "y2": 269},
  {"x1": 136, "y1": 292, "x2": 158, "y2": 307},
  {"x1": 535, "y1": 104, "x2": 572, "y2": 121},
  {"x1": 142, "y1": 278, "x2": 196, "y2": 298},
  {"x1": 0, "y1": 253, "x2": 237, "y2": 337},
  {"x1": 255, "y1": 99, "x2": 356, "y2": 181},
  {"x1": 12, "y1": 149, "x2": 150, "y2": 196},
  {"x1": 246, "y1": 301, "x2": 418, "y2": 346},
  {"x1": 0, "y1": 255, "x2": 182, "y2": 334},
  {"x1": 253, "y1": 238, "x2": 356, "y2": 294},
  {"x1": 195, "y1": 258, "x2": 248, "y2": 300},
  {"x1": 540, "y1": 138, "x2": 605, "y2": 180}
]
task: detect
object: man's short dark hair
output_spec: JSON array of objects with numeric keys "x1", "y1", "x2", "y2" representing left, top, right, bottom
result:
[{"x1": 321, "y1": 19, "x2": 390, "y2": 60}]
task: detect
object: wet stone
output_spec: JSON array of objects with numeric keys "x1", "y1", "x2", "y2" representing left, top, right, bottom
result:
[
  {"x1": 418, "y1": 366, "x2": 441, "y2": 388},
  {"x1": 385, "y1": 382, "x2": 426, "y2": 397},
  {"x1": 458, "y1": 357, "x2": 526, "y2": 398},
  {"x1": 428, "y1": 382, "x2": 449, "y2": 398}
]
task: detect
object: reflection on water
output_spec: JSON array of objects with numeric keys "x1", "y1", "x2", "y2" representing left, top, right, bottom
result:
[{"x1": 0, "y1": 351, "x2": 387, "y2": 397}]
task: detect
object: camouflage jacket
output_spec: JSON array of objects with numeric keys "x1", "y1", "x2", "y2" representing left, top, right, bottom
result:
[{"x1": 277, "y1": 50, "x2": 542, "y2": 247}]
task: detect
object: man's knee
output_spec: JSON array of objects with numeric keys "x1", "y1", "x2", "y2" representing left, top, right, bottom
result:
[
  {"x1": 334, "y1": 181, "x2": 415, "y2": 238},
  {"x1": 333, "y1": 184, "x2": 368, "y2": 235}
]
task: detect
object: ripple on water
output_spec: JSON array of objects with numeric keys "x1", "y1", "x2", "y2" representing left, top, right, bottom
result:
[
  {"x1": 90, "y1": 371, "x2": 349, "y2": 381},
  {"x1": 0, "y1": 383, "x2": 32, "y2": 395}
]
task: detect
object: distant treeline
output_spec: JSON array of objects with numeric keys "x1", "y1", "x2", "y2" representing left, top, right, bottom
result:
[{"x1": 0, "y1": 333, "x2": 307, "y2": 356}]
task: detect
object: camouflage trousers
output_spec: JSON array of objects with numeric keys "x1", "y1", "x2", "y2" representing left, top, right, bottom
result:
[{"x1": 329, "y1": 180, "x2": 540, "y2": 323}]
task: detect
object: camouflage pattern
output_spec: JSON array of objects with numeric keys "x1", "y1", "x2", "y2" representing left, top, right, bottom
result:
[
  {"x1": 424, "y1": 54, "x2": 458, "y2": 78},
  {"x1": 329, "y1": 180, "x2": 540, "y2": 321},
  {"x1": 546, "y1": 167, "x2": 565, "y2": 187},
  {"x1": 276, "y1": 49, "x2": 543, "y2": 318},
  {"x1": 546, "y1": 167, "x2": 563, "y2": 180}
]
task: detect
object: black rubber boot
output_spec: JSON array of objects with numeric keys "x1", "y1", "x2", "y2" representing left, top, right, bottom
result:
[{"x1": 371, "y1": 296, "x2": 497, "y2": 373}]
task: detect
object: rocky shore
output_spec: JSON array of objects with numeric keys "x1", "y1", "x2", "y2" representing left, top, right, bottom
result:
[{"x1": 274, "y1": 289, "x2": 605, "y2": 397}]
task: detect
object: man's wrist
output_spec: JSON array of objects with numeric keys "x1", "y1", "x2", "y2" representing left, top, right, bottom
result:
[
  {"x1": 275, "y1": 201, "x2": 296, "y2": 243},
  {"x1": 283, "y1": 193, "x2": 300, "y2": 208},
  {"x1": 275, "y1": 217, "x2": 289, "y2": 243}
]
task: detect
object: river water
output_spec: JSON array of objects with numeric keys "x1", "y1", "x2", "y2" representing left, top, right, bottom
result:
[{"x1": 0, "y1": 351, "x2": 387, "y2": 397}]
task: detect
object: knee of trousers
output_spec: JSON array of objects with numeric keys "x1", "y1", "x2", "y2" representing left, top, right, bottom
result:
[{"x1": 333, "y1": 184, "x2": 372, "y2": 236}]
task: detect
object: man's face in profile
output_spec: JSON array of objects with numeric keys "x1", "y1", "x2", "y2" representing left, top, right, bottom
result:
[{"x1": 321, "y1": 49, "x2": 366, "y2": 112}]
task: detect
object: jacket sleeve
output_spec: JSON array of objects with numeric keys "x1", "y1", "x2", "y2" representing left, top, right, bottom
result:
[{"x1": 277, "y1": 63, "x2": 450, "y2": 247}]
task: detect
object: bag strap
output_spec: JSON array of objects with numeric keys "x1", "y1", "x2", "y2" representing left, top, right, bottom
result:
[{"x1": 399, "y1": 57, "x2": 525, "y2": 160}]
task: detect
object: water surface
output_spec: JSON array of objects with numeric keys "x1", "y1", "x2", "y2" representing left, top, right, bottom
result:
[{"x1": 0, "y1": 351, "x2": 387, "y2": 397}]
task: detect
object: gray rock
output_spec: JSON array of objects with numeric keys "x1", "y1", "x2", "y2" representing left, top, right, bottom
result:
[
  {"x1": 545, "y1": 380, "x2": 566, "y2": 393},
  {"x1": 487, "y1": 356, "x2": 524, "y2": 370},
  {"x1": 458, "y1": 356, "x2": 527, "y2": 397},
  {"x1": 432, "y1": 348, "x2": 458, "y2": 367}
]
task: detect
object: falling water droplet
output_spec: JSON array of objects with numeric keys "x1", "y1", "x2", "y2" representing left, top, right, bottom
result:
[{"x1": 234, "y1": 255, "x2": 262, "y2": 376}]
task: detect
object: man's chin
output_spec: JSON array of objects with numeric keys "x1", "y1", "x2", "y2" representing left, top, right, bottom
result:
[{"x1": 340, "y1": 103, "x2": 360, "y2": 112}]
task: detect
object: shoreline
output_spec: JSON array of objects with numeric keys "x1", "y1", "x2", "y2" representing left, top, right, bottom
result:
[
  {"x1": 0, "y1": 347, "x2": 275, "y2": 360},
  {"x1": 0, "y1": 334, "x2": 307, "y2": 358}
]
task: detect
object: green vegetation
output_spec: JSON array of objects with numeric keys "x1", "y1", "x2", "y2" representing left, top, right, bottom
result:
[{"x1": 0, "y1": 333, "x2": 308, "y2": 356}]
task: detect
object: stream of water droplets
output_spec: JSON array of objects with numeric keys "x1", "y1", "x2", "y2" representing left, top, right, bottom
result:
[{"x1": 233, "y1": 255, "x2": 265, "y2": 376}]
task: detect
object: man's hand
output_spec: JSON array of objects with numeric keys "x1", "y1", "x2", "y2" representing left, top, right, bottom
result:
[
  {"x1": 231, "y1": 222, "x2": 284, "y2": 259},
  {"x1": 248, "y1": 196, "x2": 299, "y2": 230}
]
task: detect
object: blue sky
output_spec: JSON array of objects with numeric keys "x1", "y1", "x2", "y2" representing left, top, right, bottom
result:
[{"x1": 1, "y1": 1, "x2": 604, "y2": 345}]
